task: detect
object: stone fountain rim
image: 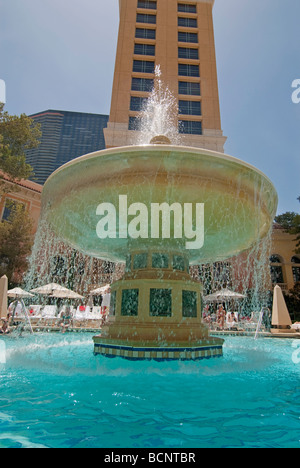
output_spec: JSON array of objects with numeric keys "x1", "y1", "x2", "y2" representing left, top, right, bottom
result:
[{"x1": 44, "y1": 143, "x2": 277, "y2": 193}]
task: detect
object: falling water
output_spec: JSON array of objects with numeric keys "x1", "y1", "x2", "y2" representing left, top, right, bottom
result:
[{"x1": 24, "y1": 66, "x2": 275, "y2": 317}]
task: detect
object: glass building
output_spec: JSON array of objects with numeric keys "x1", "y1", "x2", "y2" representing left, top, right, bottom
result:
[{"x1": 25, "y1": 110, "x2": 109, "y2": 184}]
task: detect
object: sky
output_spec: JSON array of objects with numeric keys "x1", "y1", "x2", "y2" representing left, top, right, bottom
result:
[{"x1": 0, "y1": 0, "x2": 299, "y2": 215}]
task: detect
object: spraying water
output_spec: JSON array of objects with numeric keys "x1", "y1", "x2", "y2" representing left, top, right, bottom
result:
[{"x1": 135, "y1": 66, "x2": 182, "y2": 146}]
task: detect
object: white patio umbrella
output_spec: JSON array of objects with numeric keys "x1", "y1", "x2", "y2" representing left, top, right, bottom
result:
[
  {"x1": 90, "y1": 284, "x2": 111, "y2": 295},
  {"x1": 30, "y1": 283, "x2": 72, "y2": 295},
  {"x1": 7, "y1": 287, "x2": 34, "y2": 299},
  {"x1": 50, "y1": 290, "x2": 84, "y2": 300},
  {"x1": 203, "y1": 288, "x2": 246, "y2": 302},
  {"x1": 7, "y1": 287, "x2": 34, "y2": 334}
]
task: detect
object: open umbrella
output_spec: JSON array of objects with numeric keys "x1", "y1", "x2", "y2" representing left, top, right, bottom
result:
[
  {"x1": 7, "y1": 287, "x2": 34, "y2": 334},
  {"x1": 7, "y1": 287, "x2": 34, "y2": 299},
  {"x1": 30, "y1": 283, "x2": 72, "y2": 295},
  {"x1": 50, "y1": 290, "x2": 84, "y2": 300},
  {"x1": 90, "y1": 284, "x2": 111, "y2": 295},
  {"x1": 203, "y1": 288, "x2": 246, "y2": 302}
]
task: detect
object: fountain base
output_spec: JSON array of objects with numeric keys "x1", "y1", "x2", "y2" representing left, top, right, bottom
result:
[
  {"x1": 93, "y1": 339, "x2": 223, "y2": 361},
  {"x1": 93, "y1": 249, "x2": 224, "y2": 361}
]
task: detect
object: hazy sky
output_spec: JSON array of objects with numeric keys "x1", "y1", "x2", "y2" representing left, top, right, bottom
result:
[{"x1": 0, "y1": 0, "x2": 299, "y2": 215}]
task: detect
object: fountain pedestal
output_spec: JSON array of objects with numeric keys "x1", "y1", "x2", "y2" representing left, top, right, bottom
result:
[{"x1": 93, "y1": 249, "x2": 224, "y2": 361}]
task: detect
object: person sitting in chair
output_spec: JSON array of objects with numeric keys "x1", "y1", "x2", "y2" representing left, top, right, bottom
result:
[{"x1": 58, "y1": 306, "x2": 73, "y2": 333}]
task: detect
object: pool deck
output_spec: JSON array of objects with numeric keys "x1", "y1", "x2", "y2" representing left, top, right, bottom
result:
[
  {"x1": 7, "y1": 323, "x2": 300, "y2": 339},
  {"x1": 212, "y1": 330, "x2": 300, "y2": 339}
]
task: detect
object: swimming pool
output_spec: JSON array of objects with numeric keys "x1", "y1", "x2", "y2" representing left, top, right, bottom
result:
[{"x1": 0, "y1": 333, "x2": 299, "y2": 448}]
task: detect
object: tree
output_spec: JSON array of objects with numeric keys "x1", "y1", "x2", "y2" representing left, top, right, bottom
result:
[
  {"x1": 283, "y1": 282, "x2": 300, "y2": 322},
  {"x1": 0, "y1": 201, "x2": 33, "y2": 284},
  {"x1": 275, "y1": 198, "x2": 300, "y2": 254},
  {"x1": 0, "y1": 103, "x2": 41, "y2": 192}
]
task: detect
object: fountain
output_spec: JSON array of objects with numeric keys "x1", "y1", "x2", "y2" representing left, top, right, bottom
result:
[{"x1": 40, "y1": 68, "x2": 278, "y2": 360}]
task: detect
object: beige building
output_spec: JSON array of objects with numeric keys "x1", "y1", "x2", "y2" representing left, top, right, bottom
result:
[
  {"x1": 104, "y1": 0, "x2": 226, "y2": 151},
  {"x1": 104, "y1": 0, "x2": 299, "y2": 294},
  {"x1": 270, "y1": 224, "x2": 300, "y2": 292},
  {"x1": 0, "y1": 175, "x2": 42, "y2": 234}
]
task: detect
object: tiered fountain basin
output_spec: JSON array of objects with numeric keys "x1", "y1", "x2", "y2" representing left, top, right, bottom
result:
[{"x1": 42, "y1": 144, "x2": 278, "y2": 361}]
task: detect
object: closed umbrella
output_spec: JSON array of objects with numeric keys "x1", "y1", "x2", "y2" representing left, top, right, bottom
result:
[
  {"x1": 0, "y1": 275, "x2": 8, "y2": 319},
  {"x1": 271, "y1": 285, "x2": 295, "y2": 333}
]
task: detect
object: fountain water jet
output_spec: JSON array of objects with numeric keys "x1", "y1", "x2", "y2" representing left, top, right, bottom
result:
[{"x1": 37, "y1": 69, "x2": 278, "y2": 361}]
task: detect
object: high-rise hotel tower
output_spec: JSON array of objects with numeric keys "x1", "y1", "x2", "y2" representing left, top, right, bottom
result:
[{"x1": 104, "y1": 0, "x2": 226, "y2": 151}]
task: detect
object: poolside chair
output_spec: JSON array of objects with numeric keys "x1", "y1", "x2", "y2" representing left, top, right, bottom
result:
[
  {"x1": 28, "y1": 305, "x2": 43, "y2": 326},
  {"x1": 74, "y1": 306, "x2": 89, "y2": 328},
  {"x1": 39, "y1": 305, "x2": 58, "y2": 328}
]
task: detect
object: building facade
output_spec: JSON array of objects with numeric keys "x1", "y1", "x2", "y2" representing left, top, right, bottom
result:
[
  {"x1": 25, "y1": 110, "x2": 109, "y2": 184},
  {"x1": 104, "y1": 0, "x2": 226, "y2": 151},
  {"x1": 0, "y1": 176, "x2": 42, "y2": 234},
  {"x1": 270, "y1": 224, "x2": 300, "y2": 292}
]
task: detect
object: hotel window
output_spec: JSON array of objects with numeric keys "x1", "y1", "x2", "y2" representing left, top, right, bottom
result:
[
  {"x1": 178, "y1": 63, "x2": 200, "y2": 77},
  {"x1": 178, "y1": 17, "x2": 198, "y2": 28},
  {"x1": 179, "y1": 100, "x2": 201, "y2": 116},
  {"x1": 134, "y1": 43, "x2": 155, "y2": 56},
  {"x1": 136, "y1": 13, "x2": 156, "y2": 24},
  {"x1": 128, "y1": 116, "x2": 142, "y2": 131},
  {"x1": 125, "y1": 254, "x2": 132, "y2": 272},
  {"x1": 270, "y1": 255, "x2": 284, "y2": 284},
  {"x1": 133, "y1": 253, "x2": 148, "y2": 270},
  {"x1": 178, "y1": 31, "x2": 198, "y2": 43},
  {"x1": 179, "y1": 81, "x2": 200, "y2": 96},
  {"x1": 182, "y1": 291, "x2": 198, "y2": 318},
  {"x1": 1, "y1": 198, "x2": 25, "y2": 222},
  {"x1": 150, "y1": 289, "x2": 172, "y2": 317},
  {"x1": 179, "y1": 120, "x2": 202, "y2": 135},
  {"x1": 110, "y1": 291, "x2": 117, "y2": 316},
  {"x1": 292, "y1": 256, "x2": 300, "y2": 283},
  {"x1": 130, "y1": 96, "x2": 148, "y2": 111},
  {"x1": 178, "y1": 47, "x2": 199, "y2": 60},
  {"x1": 135, "y1": 28, "x2": 156, "y2": 39},
  {"x1": 138, "y1": 0, "x2": 157, "y2": 9},
  {"x1": 133, "y1": 60, "x2": 155, "y2": 74},
  {"x1": 132, "y1": 77, "x2": 154, "y2": 92},
  {"x1": 173, "y1": 255, "x2": 186, "y2": 272},
  {"x1": 178, "y1": 3, "x2": 197, "y2": 13},
  {"x1": 152, "y1": 253, "x2": 169, "y2": 269},
  {"x1": 121, "y1": 289, "x2": 139, "y2": 316}
]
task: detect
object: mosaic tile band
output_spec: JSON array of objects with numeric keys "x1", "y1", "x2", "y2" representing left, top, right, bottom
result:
[{"x1": 94, "y1": 342, "x2": 223, "y2": 361}]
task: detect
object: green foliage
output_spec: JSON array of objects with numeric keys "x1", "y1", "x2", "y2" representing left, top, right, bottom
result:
[
  {"x1": 0, "y1": 202, "x2": 33, "y2": 282},
  {"x1": 0, "y1": 103, "x2": 41, "y2": 188},
  {"x1": 284, "y1": 282, "x2": 300, "y2": 322},
  {"x1": 275, "y1": 198, "x2": 300, "y2": 254}
]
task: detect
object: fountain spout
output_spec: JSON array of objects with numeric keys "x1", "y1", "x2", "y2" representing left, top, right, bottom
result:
[{"x1": 150, "y1": 135, "x2": 171, "y2": 145}]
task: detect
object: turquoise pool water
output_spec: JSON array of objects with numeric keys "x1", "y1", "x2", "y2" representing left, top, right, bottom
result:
[{"x1": 0, "y1": 333, "x2": 299, "y2": 448}]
